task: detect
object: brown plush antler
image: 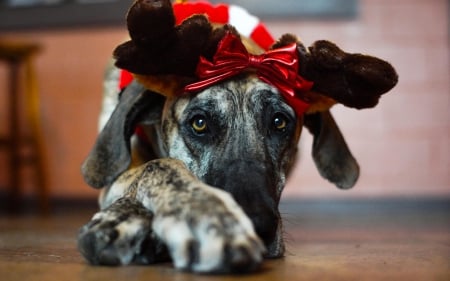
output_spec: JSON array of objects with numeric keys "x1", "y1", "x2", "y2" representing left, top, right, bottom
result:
[
  {"x1": 304, "y1": 40, "x2": 398, "y2": 109},
  {"x1": 114, "y1": 0, "x2": 212, "y2": 76},
  {"x1": 273, "y1": 34, "x2": 398, "y2": 111},
  {"x1": 113, "y1": 0, "x2": 238, "y2": 78}
]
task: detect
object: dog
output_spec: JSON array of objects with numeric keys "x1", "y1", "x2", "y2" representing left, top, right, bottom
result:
[{"x1": 78, "y1": 0, "x2": 397, "y2": 274}]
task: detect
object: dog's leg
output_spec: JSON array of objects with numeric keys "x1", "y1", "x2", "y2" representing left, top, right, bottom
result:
[
  {"x1": 78, "y1": 197, "x2": 168, "y2": 265},
  {"x1": 128, "y1": 159, "x2": 265, "y2": 273},
  {"x1": 85, "y1": 158, "x2": 265, "y2": 273}
]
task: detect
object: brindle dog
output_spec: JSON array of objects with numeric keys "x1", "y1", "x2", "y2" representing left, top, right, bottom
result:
[
  {"x1": 78, "y1": 0, "x2": 397, "y2": 274},
  {"x1": 79, "y1": 76, "x2": 358, "y2": 273}
]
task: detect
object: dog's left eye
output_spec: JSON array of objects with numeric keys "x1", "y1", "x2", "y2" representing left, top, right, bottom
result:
[
  {"x1": 272, "y1": 114, "x2": 288, "y2": 132},
  {"x1": 191, "y1": 116, "x2": 208, "y2": 134}
]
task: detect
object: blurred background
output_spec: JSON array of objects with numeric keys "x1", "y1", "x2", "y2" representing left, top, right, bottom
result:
[{"x1": 0, "y1": 0, "x2": 448, "y2": 212}]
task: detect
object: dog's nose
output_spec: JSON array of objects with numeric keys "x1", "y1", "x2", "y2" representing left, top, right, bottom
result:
[{"x1": 204, "y1": 159, "x2": 280, "y2": 247}]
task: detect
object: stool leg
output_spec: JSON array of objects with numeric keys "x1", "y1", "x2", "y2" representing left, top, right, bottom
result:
[
  {"x1": 25, "y1": 56, "x2": 50, "y2": 214},
  {"x1": 7, "y1": 60, "x2": 21, "y2": 213}
]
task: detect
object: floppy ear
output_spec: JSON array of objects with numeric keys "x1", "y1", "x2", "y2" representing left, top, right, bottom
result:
[
  {"x1": 303, "y1": 110, "x2": 359, "y2": 189},
  {"x1": 81, "y1": 81, "x2": 165, "y2": 188},
  {"x1": 297, "y1": 39, "x2": 397, "y2": 189},
  {"x1": 273, "y1": 34, "x2": 397, "y2": 189}
]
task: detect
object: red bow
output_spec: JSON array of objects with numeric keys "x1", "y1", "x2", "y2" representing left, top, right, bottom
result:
[{"x1": 184, "y1": 33, "x2": 313, "y2": 116}]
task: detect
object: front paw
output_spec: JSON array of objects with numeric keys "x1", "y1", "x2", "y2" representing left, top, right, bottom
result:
[
  {"x1": 152, "y1": 188, "x2": 266, "y2": 273},
  {"x1": 78, "y1": 198, "x2": 167, "y2": 265}
]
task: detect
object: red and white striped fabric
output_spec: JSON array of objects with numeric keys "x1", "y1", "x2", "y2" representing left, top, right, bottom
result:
[
  {"x1": 173, "y1": 1, "x2": 274, "y2": 50},
  {"x1": 118, "y1": 0, "x2": 275, "y2": 91}
]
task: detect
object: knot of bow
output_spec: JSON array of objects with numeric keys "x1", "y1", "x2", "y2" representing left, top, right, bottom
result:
[{"x1": 184, "y1": 33, "x2": 313, "y2": 116}]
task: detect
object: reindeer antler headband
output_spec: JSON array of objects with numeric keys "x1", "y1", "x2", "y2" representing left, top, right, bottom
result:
[{"x1": 113, "y1": 0, "x2": 398, "y2": 114}]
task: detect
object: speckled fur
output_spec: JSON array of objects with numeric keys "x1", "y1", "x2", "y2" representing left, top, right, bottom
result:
[
  {"x1": 79, "y1": 75, "x2": 360, "y2": 274},
  {"x1": 78, "y1": 76, "x2": 302, "y2": 273},
  {"x1": 79, "y1": 159, "x2": 265, "y2": 272}
]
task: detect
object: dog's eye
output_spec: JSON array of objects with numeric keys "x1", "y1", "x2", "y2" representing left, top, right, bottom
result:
[
  {"x1": 272, "y1": 114, "x2": 288, "y2": 132},
  {"x1": 191, "y1": 116, "x2": 208, "y2": 134}
]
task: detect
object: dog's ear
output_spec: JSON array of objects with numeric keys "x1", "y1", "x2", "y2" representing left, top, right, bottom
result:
[
  {"x1": 303, "y1": 110, "x2": 359, "y2": 189},
  {"x1": 297, "y1": 39, "x2": 396, "y2": 188},
  {"x1": 273, "y1": 34, "x2": 397, "y2": 189},
  {"x1": 81, "y1": 81, "x2": 165, "y2": 188}
]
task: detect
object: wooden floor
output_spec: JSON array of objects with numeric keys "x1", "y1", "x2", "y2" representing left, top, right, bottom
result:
[{"x1": 0, "y1": 199, "x2": 449, "y2": 281}]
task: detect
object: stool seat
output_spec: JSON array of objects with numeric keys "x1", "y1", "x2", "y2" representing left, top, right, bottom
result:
[
  {"x1": 0, "y1": 40, "x2": 49, "y2": 213},
  {"x1": 0, "y1": 42, "x2": 40, "y2": 61}
]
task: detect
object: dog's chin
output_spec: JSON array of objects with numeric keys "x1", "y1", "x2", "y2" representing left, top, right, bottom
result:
[
  {"x1": 200, "y1": 160, "x2": 285, "y2": 258},
  {"x1": 264, "y1": 221, "x2": 285, "y2": 258}
]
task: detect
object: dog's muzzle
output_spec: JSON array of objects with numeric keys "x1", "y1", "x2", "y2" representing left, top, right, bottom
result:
[{"x1": 204, "y1": 159, "x2": 280, "y2": 247}]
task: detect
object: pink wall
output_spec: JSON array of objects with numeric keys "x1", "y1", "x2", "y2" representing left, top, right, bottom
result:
[
  {"x1": 281, "y1": 0, "x2": 450, "y2": 199},
  {"x1": 0, "y1": 0, "x2": 448, "y2": 200}
]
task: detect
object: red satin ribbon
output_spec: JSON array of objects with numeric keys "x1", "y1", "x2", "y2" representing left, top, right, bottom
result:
[{"x1": 184, "y1": 33, "x2": 313, "y2": 116}]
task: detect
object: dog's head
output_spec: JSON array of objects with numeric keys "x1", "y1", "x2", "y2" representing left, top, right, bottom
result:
[{"x1": 82, "y1": 0, "x2": 398, "y2": 257}]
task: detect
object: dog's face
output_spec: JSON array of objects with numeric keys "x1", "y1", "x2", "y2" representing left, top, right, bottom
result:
[
  {"x1": 83, "y1": 78, "x2": 361, "y2": 259},
  {"x1": 158, "y1": 75, "x2": 301, "y2": 255}
]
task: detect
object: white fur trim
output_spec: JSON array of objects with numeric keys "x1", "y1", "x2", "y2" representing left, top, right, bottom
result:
[{"x1": 228, "y1": 5, "x2": 259, "y2": 38}]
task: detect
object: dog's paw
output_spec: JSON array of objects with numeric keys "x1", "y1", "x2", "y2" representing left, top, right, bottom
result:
[
  {"x1": 152, "y1": 187, "x2": 266, "y2": 273},
  {"x1": 78, "y1": 198, "x2": 167, "y2": 265}
]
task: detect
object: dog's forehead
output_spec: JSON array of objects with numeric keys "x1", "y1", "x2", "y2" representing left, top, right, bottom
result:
[{"x1": 182, "y1": 76, "x2": 294, "y2": 116}]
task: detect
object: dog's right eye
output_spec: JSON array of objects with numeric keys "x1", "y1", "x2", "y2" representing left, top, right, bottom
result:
[{"x1": 191, "y1": 116, "x2": 208, "y2": 134}]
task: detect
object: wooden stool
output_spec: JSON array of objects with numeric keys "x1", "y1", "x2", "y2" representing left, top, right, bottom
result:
[{"x1": 0, "y1": 41, "x2": 49, "y2": 213}]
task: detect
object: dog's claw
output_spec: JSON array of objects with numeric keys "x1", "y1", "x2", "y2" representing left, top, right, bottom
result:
[{"x1": 225, "y1": 245, "x2": 261, "y2": 273}]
